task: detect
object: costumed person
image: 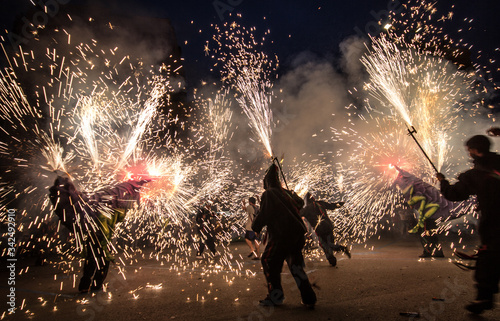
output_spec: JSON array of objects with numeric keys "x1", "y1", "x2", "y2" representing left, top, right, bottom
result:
[
  {"x1": 394, "y1": 167, "x2": 471, "y2": 258},
  {"x1": 252, "y1": 163, "x2": 317, "y2": 308},
  {"x1": 487, "y1": 127, "x2": 500, "y2": 137},
  {"x1": 242, "y1": 197, "x2": 260, "y2": 260},
  {"x1": 195, "y1": 202, "x2": 217, "y2": 258},
  {"x1": 436, "y1": 135, "x2": 500, "y2": 314},
  {"x1": 300, "y1": 192, "x2": 350, "y2": 266},
  {"x1": 49, "y1": 176, "x2": 148, "y2": 293}
]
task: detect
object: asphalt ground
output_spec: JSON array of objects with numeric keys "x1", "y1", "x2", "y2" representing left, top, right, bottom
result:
[{"x1": 1, "y1": 234, "x2": 499, "y2": 321}]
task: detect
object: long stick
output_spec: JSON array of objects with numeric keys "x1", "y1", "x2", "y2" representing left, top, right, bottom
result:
[
  {"x1": 272, "y1": 156, "x2": 289, "y2": 190},
  {"x1": 406, "y1": 125, "x2": 439, "y2": 173}
]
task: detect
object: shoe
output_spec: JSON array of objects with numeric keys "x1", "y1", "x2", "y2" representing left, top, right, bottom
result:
[
  {"x1": 465, "y1": 300, "x2": 494, "y2": 314},
  {"x1": 342, "y1": 246, "x2": 351, "y2": 259},
  {"x1": 328, "y1": 257, "x2": 337, "y2": 267},
  {"x1": 259, "y1": 296, "x2": 284, "y2": 306},
  {"x1": 419, "y1": 252, "x2": 432, "y2": 258},
  {"x1": 247, "y1": 252, "x2": 254, "y2": 258},
  {"x1": 252, "y1": 256, "x2": 260, "y2": 260},
  {"x1": 301, "y1": 301, "x2": 315, "y2": 309},
  {"x1": 90, "y1": 285, "x2": 103, "y2": 292},
  {"x1": 432, "y1": 252, "x2": 445, "y2": 258}
]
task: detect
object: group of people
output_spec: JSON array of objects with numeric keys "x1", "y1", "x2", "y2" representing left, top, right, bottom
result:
[
  {"x1": 242, "y1": 129, "x2": 499, "y2": 313},
  {"x1": 49, "y1": 127, "x2": 499, "y2": 314}
]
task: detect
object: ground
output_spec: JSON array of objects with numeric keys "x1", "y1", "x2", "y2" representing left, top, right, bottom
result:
[{"x1": 1, "y1": 234, "x2": 499, "y2": 321}]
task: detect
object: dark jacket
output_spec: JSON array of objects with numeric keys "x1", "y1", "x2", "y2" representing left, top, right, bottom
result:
[
  {"x1": 252, "y1": 188, "x2": 306, "y2": 246},
  {"x1": 196, "y1": 207, "x2": 214, "y2": 236},
  {"x1": 300, "y1": 201, "x2": 336, "y2": 236},
  {"x1": 439, "y1": 152, "x2": 500, "y2": 245}
]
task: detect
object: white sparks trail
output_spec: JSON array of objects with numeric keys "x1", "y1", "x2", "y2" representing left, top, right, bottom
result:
[
  {"x1": 213, "y1": 22, "x2": 277, "y2": 158},
  {"x1": 332, "y1": 0, "x2": 487, "y2": 243}
]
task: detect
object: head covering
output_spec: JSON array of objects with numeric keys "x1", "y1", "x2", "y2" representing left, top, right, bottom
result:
[
  {"x1": 263, "y1": 163, "x2": 281, "y2": 190},
  {"x1": 304, "y1": 192, "x2": 314, "y2": 206},
  {"x1": 466, "y1": 135, "x2": 491, "y2": 154}
]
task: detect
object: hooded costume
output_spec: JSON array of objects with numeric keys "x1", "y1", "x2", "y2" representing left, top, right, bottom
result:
[{"x1": 252, "y1": 163, "x2": 316, "y2": 307}]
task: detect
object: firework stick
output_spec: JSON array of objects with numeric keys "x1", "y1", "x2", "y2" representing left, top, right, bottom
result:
[
  {"x1": 406, "y1": 125, "x2": 439, "y2": 173},
  {"x1": 272, "y1": 156, "x2": 290, "y2": 190}
]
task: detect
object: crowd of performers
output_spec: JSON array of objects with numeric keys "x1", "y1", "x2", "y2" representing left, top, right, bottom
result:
[{"x1": 47, "y1": 128, "x2": 500, "y2": 314}]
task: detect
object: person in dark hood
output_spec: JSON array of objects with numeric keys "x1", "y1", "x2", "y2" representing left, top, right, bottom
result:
[
  {"x1": 195, "y1": 202, "x2": 217, "y2": 258},
  {"x1": 436, "y1": 135, "x2": 500, "y2": 314},
  {"x1": 252, "y1": 163, "x2": 317, "y2": 308},
  {"x1": 300, "y1": 192, "x2": 350, "y2": 266}
]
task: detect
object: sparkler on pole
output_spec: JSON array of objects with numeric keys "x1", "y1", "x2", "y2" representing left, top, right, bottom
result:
[
  {"x1": 272, "y1": 156, "x2": 289, "y2": 190},
  {"x1": 406, "y1": 124, "x2": 438, "y2": 173}
]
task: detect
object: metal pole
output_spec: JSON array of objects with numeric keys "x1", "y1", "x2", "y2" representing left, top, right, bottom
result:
[
  {"x1": 406, "y1": 125, "x2": 439, "y2": 173},
  {"x1": 272, "y1": 156, "x2": 289, "y2": 190}
]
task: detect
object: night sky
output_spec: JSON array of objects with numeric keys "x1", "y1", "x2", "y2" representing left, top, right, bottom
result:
[{"x1": 1, "y1": 0, "x2": 499, "y2": 88}]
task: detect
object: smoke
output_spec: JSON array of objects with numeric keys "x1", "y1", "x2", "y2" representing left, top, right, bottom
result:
[
  {"x1": 339, "y1": 36, "x2": 368, "y2": 85},
  {"x1": 270, "y1": 51, "x2": 355, "y2": 163}
]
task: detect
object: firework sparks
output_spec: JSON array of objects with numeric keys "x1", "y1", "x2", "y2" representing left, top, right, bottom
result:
[{"x1": 213, "y1": 22, "x2": 277, "y2": 158}]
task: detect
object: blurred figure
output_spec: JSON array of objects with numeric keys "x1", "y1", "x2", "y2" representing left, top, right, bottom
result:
[
  {"x1": 49, "y1": 176, "x2": 147, "y2": 293},
  {"x1": 252, "y1": 163, "x2": 316, "y2": 308},
  {"x1": 300, "y1": 192, "x2": 350, "y2": 266},
  {"x1": 195, "y1": 202, "x2": 217, "y2": 258},
  {"x1": 436, "y1": 135, "x2": 500, "y2": 314},
  {"x1": 242, "y1": 197, "x2": 260, "y2": 260},
  {"x1": 487, "y1": 127, "x2": 500, "y2": 137}
]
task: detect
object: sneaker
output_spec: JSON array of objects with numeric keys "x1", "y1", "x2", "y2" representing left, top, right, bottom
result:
[
  {"x1": 465, "y1": 300, "x2": 494, "y2": 314},
  {"x1": 259, "y1": 296, "x2": 284, "y2": 306}
]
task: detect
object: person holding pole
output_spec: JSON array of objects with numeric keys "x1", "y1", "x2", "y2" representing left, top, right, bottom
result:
[
  {"x1": 436, "y1": 135, "x2": 500, "y2": 314},
  {"x1": 252, "y1": 163, "x2": 317, "y2": 308}
]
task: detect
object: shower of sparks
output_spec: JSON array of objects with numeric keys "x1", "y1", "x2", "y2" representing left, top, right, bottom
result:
[
  {"x1": 333, "y1": 0, "x2": 485, "y2": 242},
  {"x1": 1, "y1": 0, "x2": 497, "y2": 315},
  {"x1": 212, "y1": 22, "x2": 277, "y2": 158},
  {"x1": 0, "y1": 11, "x2": 244, "y2": 312},
  {"x1": 361, "y1": 35, "x2": 474, "y2": 173}
]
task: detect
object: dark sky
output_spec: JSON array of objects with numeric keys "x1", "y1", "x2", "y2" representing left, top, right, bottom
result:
[{"x1": 1, "y1": 0, "x2": 499, "y2": 86}]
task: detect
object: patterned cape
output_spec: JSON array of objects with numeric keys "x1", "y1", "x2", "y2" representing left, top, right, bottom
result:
[
  {"x1": 393, "y1": 167, "x2": 473, "y2": 220},
  {"x1": 49, "y1": 176, "x2": 148, "y2": 234}
]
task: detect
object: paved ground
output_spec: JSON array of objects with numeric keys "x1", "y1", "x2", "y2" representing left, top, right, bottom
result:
[{"x1": 1, "y1": 234, "x2": 499, "y2": 321}]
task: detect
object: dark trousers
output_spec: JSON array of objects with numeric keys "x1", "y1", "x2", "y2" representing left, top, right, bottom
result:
[
  {"x1": 317, "y1": 232, "x2": 344, "y2": 266},
  {"x1": 261, "y1": 238, "x2": 316, "y2": 305},
  {"x1": 197, "y1": 232, "x2": 216, "y2": 255},
  {"x1": 475, "y1": 246, "x2": 500, "y2": 301},
  {"x1": 420, "y1": 220, "x2": 443, "y2": 256},
  {"x1": 79, "y1": 238, "x2": 110, "y2": 292}
]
